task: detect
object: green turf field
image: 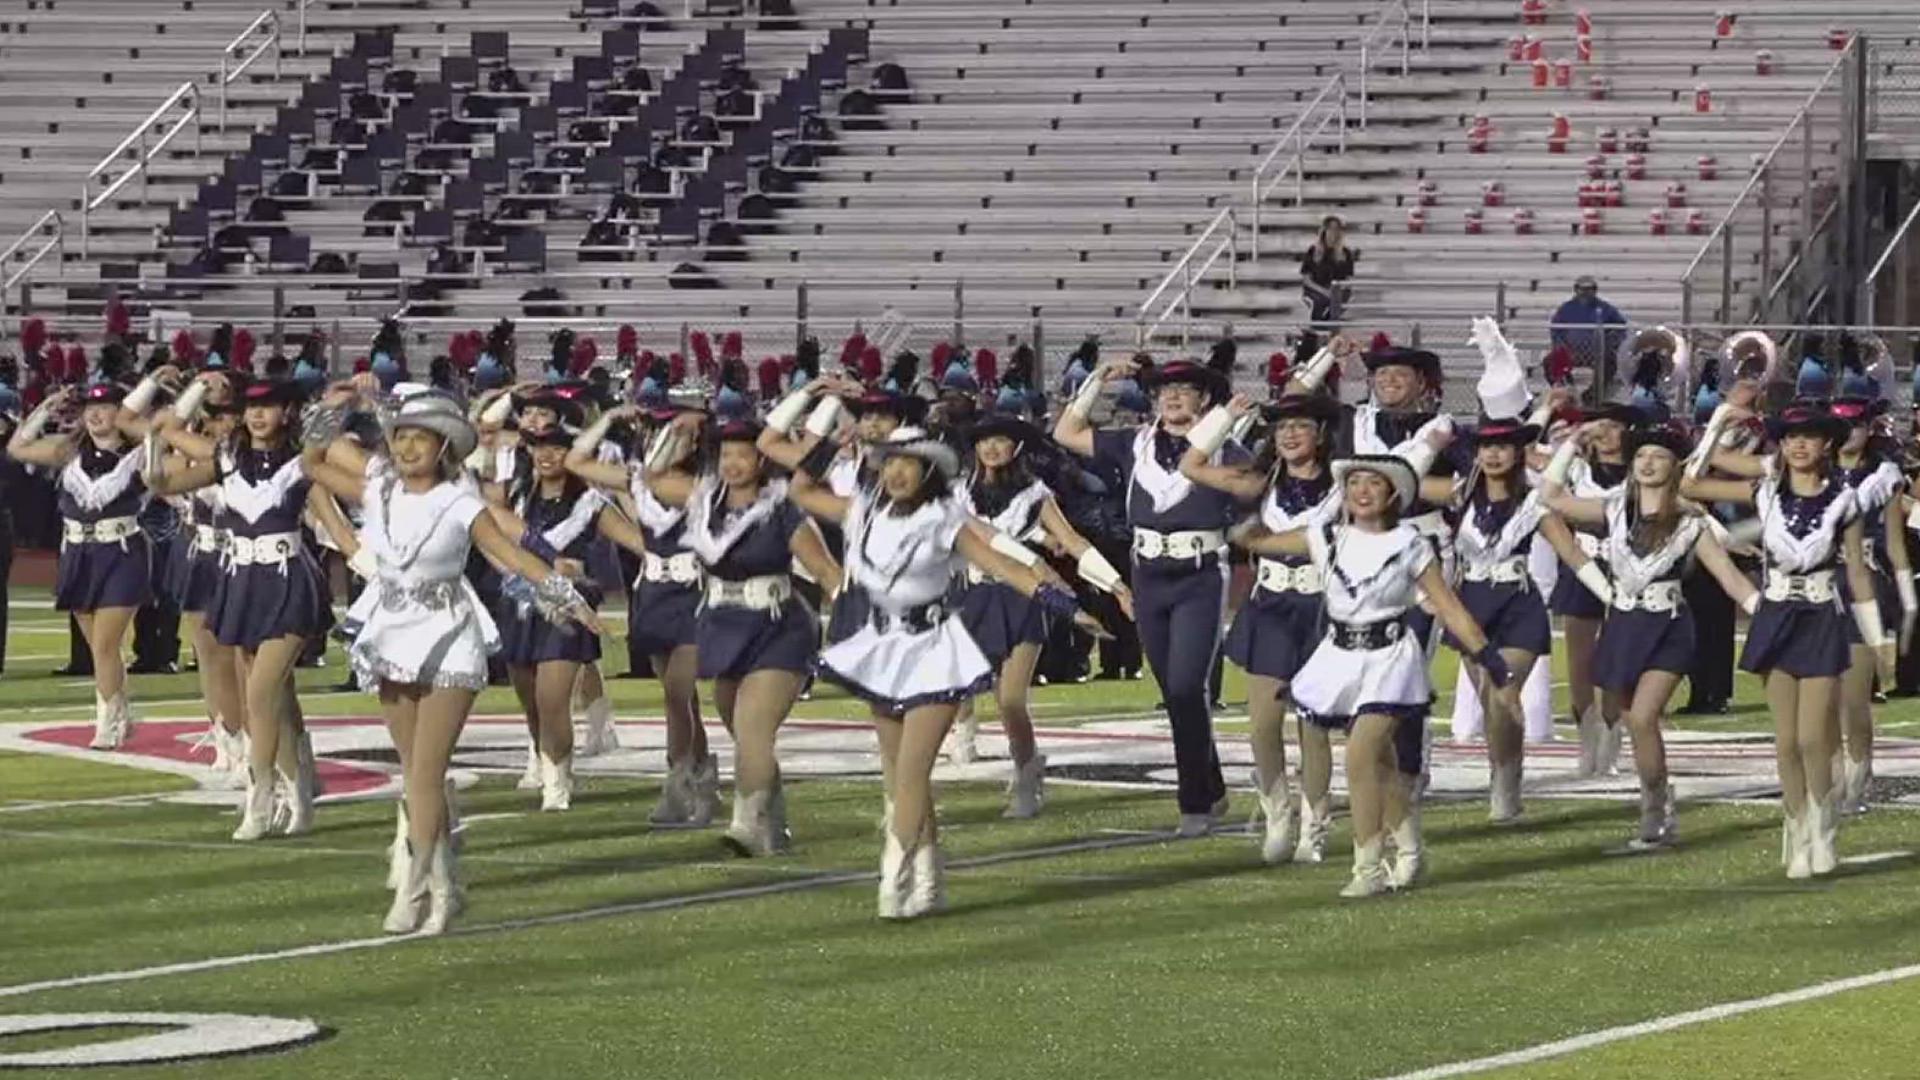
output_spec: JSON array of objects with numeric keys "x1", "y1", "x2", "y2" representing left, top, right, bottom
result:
[{"x1": 2, "y1": 588, "x2": 1919, "y2": 1078}]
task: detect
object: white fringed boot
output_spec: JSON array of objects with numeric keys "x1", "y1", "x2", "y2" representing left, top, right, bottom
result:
[
  {"x1": 1257, "y1": 774, "x2": 1298, "y2": 865},
  {"x1": 1003, "y1": 754, "x2": 1047, "y2": 820}
]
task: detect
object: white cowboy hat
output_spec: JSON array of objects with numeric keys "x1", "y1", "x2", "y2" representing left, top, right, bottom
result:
[
  {"x1": 1330, "y1": 453, "x2": 1420, "y2": 512},
  {"x1": 388, "y1": 391, "x2": 478, "y2": 463},
  {"x1": 868, "y1": 425, "x2": 960, "y2": 480}
]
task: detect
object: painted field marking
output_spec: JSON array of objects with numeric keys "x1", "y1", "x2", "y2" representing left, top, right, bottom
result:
[
  {"x1": 1377, "y1": 962, "x2": 1920, "y2": 1080},
  {"x1": 0, "y1": 830, "x2": 1165, "y2": 1002}
]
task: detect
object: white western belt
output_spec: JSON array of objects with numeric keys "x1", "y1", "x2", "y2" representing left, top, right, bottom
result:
[
  {"x1": 1132, "y1": 527, "x2": 1224, "y2": 561},
  {"x1": 705, "y1": 574, "x2": 791, "y2": 612},
  {"x1": 1463, "y1": 557, "x2": 1529, "y2": 585},
  {"x1": 1613, "y1": 580, "x2": 1683, "y2": 614},
  {"x1": 192, "y1": 524, "x2": 225, "y2": 555},
  {"x1": 61, "y1": 516, "x2": 140, "y2": 546},
  {"x1": 226, "y1": 531, "x2": 303, "y2": 567},
  {"x1": 640, "y1": 550, "x2": 702, "y2": 585},
  {"x1": 1763, "y1": 569, "x2": 1837, "y2": 604},
  {"x1": 1256, "y1": 558, "x2": 1323, "y2": 594}
]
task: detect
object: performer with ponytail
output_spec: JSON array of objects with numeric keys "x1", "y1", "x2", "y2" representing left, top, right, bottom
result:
[{"x1": 1685, "y1": 399, "x2": 1887, "y2": 878}]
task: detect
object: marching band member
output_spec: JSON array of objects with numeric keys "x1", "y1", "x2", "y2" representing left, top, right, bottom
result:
[
  {"x1": 567, "y1": 391, "x2": 718, "y2": 827},
  {"x1": 1180, "y1": 393, "x2": 1338, "y2": 863},
  {"x1": 786, "y1": 425, "x2": 1106, "y2": 918},
  {"x1": 302, "y1": 385, "x2": 595, "y2": 934},
  {"x1": 1685, "y1": 400, "x2": 1888, "y2": 878},
  {"x1": 1237, "y1": 444, "x2": 1507, "y2": 897},
  {"x1": 9, "y1": 382, "x2": 154, "y2": 750},
  {"x1": 1054, "y1": 357, "x2": 1247, "y2": 836},
  {"x1": 645, "y1": 410, "x2": 843, "y2": 857},
  {"x1": 1541, "y1": 420, "x2": 1756, "y2": 849}
]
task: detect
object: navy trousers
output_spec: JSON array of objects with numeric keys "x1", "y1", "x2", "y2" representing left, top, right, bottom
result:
[{"x1": 1133, "y1": 558, "x2": 1228, "y2": 814}]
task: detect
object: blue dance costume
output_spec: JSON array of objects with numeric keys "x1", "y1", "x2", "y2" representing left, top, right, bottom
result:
[
  {"x1": 54, "y1": 442, "x2": 152, "y2": 613},
  {"x1": 205, "y1": 446, "x2": 327, "y2": 650},
  {"x1": 1738, "y1": 463, "x2": 1858, "y2": 679},
  {"x1": 1222, "y1": 470, "x2": 1333, "y2": 681},
  {"x1": 955, "y1": 475, "x2": 1052, "y2": 665}
]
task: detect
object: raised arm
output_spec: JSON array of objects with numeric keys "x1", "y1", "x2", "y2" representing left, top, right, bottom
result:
[
  {"x1": 756, "y1": 372, "x2": 856, "y2": 472},
  {"x1": 7, "y1": 388, "x2": 76, "y2": 469},
  {"x1": 955, "y1": 522, "x2": 1110, "y2": 640},
  {"x1": 1052, "y1": 360, "x2": 1135, "y2": 458},
  {"x1": 299, "y1": 385, "x2": 369, "y2": 505},
  {"x1": 566, "y1": 404, "x2": 641, "y2": 489},
  {"x1": 1234, "y1": 524, "x2": 1310, "y2": 560},
  {"x1": 1178, "y1": 395, "x2": 1267, "y2": 501},
  {"x1": 637, "y1": 413, "x2": 701, "y2": 506}
]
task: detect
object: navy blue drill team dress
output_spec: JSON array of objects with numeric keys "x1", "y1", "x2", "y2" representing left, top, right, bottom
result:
[
  {"x1": 1589, "y1": 493, "x2": 1706, "y2": 690},
  {"x1": 54, "y1": 442, "x2": 153, "y2": 612},
  {"x1": 1549, "y1": 458, "x2": 1627, "y2": 619},
  {"x1": 1090, "y1": 424, "x2": 1249, "y2": 815},
  {"x1": 625, "y1": 467, "x2": 702, "y2": 658},
  {"x1": 955, "y1": 475, "x2": 1051, "y2": 665},
  {"x1": 1222, "y1": 470, "x2": 1332, "y2": 682},
  {"x1": 1444, "y1": 487, "x2": 1553, "y2": 657},
  {"x1": 206, "y1": 446, "x2": 327, "y2": 650},
  {"x1": 684, "y1": 478, "x2": 818, "y2": 681},
  {"x1": 1738, "y1": 467, "x2": 1857, "y2": 679},
  {"x1": 497, "y1": 481, "x2": 607, "y2": 666}
]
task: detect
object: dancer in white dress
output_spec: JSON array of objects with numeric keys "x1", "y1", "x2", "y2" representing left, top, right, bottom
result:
[
  {"x1": 787, "y1": 426, "x2": 1105, "y2": 919},
  {"x1": 302, "y1": 384, "x2": 597, "y2": 934},
  {"x1": 1237, "y1": 451, "x2": 1508, "y2": 898}
]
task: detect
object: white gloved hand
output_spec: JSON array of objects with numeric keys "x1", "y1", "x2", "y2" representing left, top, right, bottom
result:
[
  {"x1": 1574, "y1": 561, "x2": 1612, "y2": 607},
  {"x1": 348, "y1": 543, "x2": 379, "y2": 581}
]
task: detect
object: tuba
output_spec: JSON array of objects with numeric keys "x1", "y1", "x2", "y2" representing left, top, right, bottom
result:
[{"x1": 1620, "y1": 325, "x2": 1688, "y2": 410}]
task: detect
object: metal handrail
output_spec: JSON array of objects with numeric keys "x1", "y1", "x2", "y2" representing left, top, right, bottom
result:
[
  {"x1": 1678, "y1": 38, "x2": 1856, "y2": 289},
  {"x1": 1357, "y1": 0, "x2": 1412, "y2": 129},
  {"x1": 295, "y1": 0, "x2": 315, "y2": 55},
  {"x1": 1136, "y1": 207, "x2": 1237, "y2": 346},
  {"x1": 79, "y1": 82, "x2": 202, "y2": 257},
  {"x1": 1248, "y1": 72, "x2": 1347, "y2": 263},
  {"x1": 1864, "y1": 197, "x2": 1920, "y2": 325},
  {"x1": 219, "y1": 11, "x2": 283, "y2": 133},
  {"x1": 2, "y1": 211, "x2": 65, "y2": 339}
]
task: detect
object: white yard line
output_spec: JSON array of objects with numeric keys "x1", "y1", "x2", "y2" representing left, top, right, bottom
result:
[
  {"x1": 0, "y1": 831, "x2": 1164, "y2": 1001},
  {"x1": 1377, "y1": 962, "x2": 1920, "y2": 1079}
]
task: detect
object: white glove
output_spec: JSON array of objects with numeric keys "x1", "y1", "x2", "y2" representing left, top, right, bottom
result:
[
  {"x1": 1077, "y1": 547, "x2": 1124, "y2": 592},
  {"x1": 1066, "y1": 364, "x2": 1108, "y2": 420},
  {"x1": 1184, "y1": 406, "x2": 1234, "y2": 457},
  {"x1": 1574, "y1": 561, "x2": 1612, "y2": 607},
  {"x1": 1468, "y1": 316, "x2": 1518, "y2": 369},
  {"x1": 643, "y1": 425, "x2": 685, "y2": 474},
  {"x1": 1543, "y1": 437, "x2": 1580, "y2": 488},
  {"x1": 348, "y1": 543, "x2": 379, "y2": 581},
  {"x1": 1740, "y1": 591, "x2": 1760, "y2": 616},
  {"x1": 1898, "y1": 574, "x2": 1918, "y2": 653},
  {"x1": 1686, "y1": 405, "x2": 1731, "y2": 480},
  {"x1": 765, "y1": 388, "x2": 813, "y2": 435},
  {"x1": 15, "y1": 402, "x2": 53, "y2": 443},
  {"x1": 803, "y1": 396, "x2": 844, "y2": 438},
  {"x1": 123, "y1": 374, "x2": 162, "y2": 415},
  {"x1": 171, "y1": 380, "x2": 210, "y2": 422},
  {"x1": 1292, "y1": 345, "x2": 1338, "y2": 392},
  {"x1": 1401, "y1": 439, "x2": 1440, "y2": 480},
  {"x1": 1853, "y1": 601, "x2": 1889, "y2": 649},
  {"x1": 478, "y1": 391, "x2": 515, "y2": 426},
  {"x1": 988, "y1": 529, "x2": 1041, "y2": 569}
]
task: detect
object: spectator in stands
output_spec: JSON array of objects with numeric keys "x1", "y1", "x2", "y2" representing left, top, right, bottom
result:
[
  {"x1": 1298, "y1": 216, "x2": 1355, "y2": 362},
  {"x1": 1550, "y1": 275, "x2": 1629, "y2": 395}
]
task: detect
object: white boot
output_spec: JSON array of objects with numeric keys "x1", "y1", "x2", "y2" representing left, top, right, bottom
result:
[
  {"x1": 1807, "y1": 793, "x2": 1838, "y2": 877},
  {"x1": 211, "y1": 725, "x2": 247, "y2": 789},
  {"x1": 877, "y1": 830, "x2": 914, "y2": 920},
  {"x1": 947, "y1": 711, "x2": 979, "y2": 765},
  {"x1": 277, "y1": 762, "x2": 315, "y2": 836},
  {"x1": 1627, "y1": 779, "x2": 1677, "y2": 851},
  {"x1": 1841, "y1": 755, "x2": 1872, "y2": 817},
  {"x1": 1575, "y1": 705, "x2": 1603, "y2": 778},
  {"x1": 904, "y1": 839, "x2": 946, "y2": 918},
  {"x1": 648, "y1": 761, "x2": 692, "y2": 825},
  {"x1": 1597, "y1": 720, "x2": 1624, "y2": 777},
  {"x1": 724, "y1": 790, "x2": 775, "y2": 857},
  {"x1": 686, "y1": 755, "x2": 721, "y2": 827},
  {"x1": 1489, "y1": 760, "x2": 1524, "y2": 824},
  {"x1": 386, "y1": 801, "x2": 409, "y2": 889},
  {"x1": 1257, "y1": 775, "x2": 1297, "y2": 865},
  {"x1": 88, "y1": 693, "x2": 118, "y2": 750},
  {"x1": 1387, "y1": 805, "x2": 1424, "y2": 889},
  {"x1": 1784, "y1": 804, "x2": 1812, "y2": 880},
  {"x1": 540, "y1": 755, "x2": 573, "y2": 812},
  {"x1": 232, "y1": 766, "x2": 276, "y2": 841},
  {"x1": 442, "y1": 775, "x2": 462, "y2": 851},
  {"x1": 1340, "y1": 837, "x2": 1391, "y2": 899},
  {"x1": 578, "y1": 695, "x2": 619, "y2": 757},
  {"x1": 420, "y1": 837, "x2": 459, "y2": 935},
  {"x1": 383, "y1": 840, "x2": 429, "y2": 934},
  {"x1": 294, "y1": 727, "x2": 322, "y2": 797},
  {"x1": 516, "y1": 737, "x2": 542, "y2": 791},
  {"x1": 1003, "y1": 754, "x2": 1047, "y2": 819},
  {"x1": 1294, "y1": 795, "x2": 1331, "y2": 864},
  {"x1": 878, "y1": 793, "x2": 896, "y2": 837}
]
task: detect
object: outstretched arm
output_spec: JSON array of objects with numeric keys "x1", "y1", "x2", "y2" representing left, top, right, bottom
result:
[
  {"x1": 1235, "y1": 524, "x2": 1311, "y2": 560},
  {"x1": 1691, "y1": 527, "x2": 1757, "y2": 614},
  {"x1": 471, "y1": 509, "x2": 602, "y2": 634},
  {"x1": 1680, "y1": 476, "x2": 1758, "y2": 507},
  {"x1": 787, "y1": 465, "x2": 850, "y2": 524},
  {"x1": 1418, "y1": 562, "x2": 1509, "y2": 684}
]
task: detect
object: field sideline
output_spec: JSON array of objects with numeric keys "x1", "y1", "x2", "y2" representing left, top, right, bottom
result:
[{"x1": 2, "y1": 587, "x2": 1919, "y2": 1077}]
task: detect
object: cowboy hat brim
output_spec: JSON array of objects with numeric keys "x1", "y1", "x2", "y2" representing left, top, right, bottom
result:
[
  {"x1": 1469, "y1": 420, "x2": 1542, "y2": 446},
  {"x1": 1330, "y1": 453, "x2": 1419, "y2": 512},
  {"x1": 870, "y1": 436, "x2": 961, "y2": 481},
  {"x1": 389, "y1": 397, "x2": 479, "y2": 463},
  {"x1": 967, "y1": 414, "x2": 1047, "y2": 448},
  {"x1": 1262, "y1": 393, "x2": 1342, "y2": 424},
  {"x1": 1143, "y1": 362, "x2": 1230, "y2": 403}
]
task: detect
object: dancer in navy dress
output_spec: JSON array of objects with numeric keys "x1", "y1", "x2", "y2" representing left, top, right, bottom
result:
[
  {"x1": 1054, "y1": 357, "x2": 1249, "y2": 835},
  {"x1": 1685, "y1": 400, "x2": 1888, "y2": 878},
  {"x1": 1826, "y1": 382, "x2": 1910, "y2": 815},
  {"x1": 1422, "y1": 416, "x2": 1585, "y2": 824},
  {"x1": 151, "y1": 376, "x2": 339, "y2": 840},
  {"x1": 1542, "y1": 421, "x2": 1756, "y2": 849},
  {"x1": 949, "y1": 410, "x2": 1132, "y2": 818},
  {"x1": 1548, "y1": 403, "x2": 1635, "y2": 775},
  {"x1": 641, "y1": 412, "x2": 842, "y2": 857},
  {"x1": 786, "y1": 426, "x2": 1105, "y2": 918},
  {"x1": 9, "y1": 382, "x2": 154, "y2": 750},
  {"x1": 568, "y1": 395, "x2": 717, "y2": 826},
  {"x1": 492, "y1": 426, "x2": 649, "y2": 812},
  {"x1": 1180, "y1": 393, "x2": 1338, "y2": 863},
  {"x1": 304, "y1": 385, "x2": 596, "y2": 935},
  {"x1": 1238, "y1": 453, "x2": 1507, "y2": 896}
]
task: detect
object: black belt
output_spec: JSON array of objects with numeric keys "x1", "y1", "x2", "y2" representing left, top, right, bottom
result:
[
  {"x1": 1327, "y1": 617, "x2": 1406, "y2": 650},
  {"x1": 870, "y1": 600, "x2": 946, "y2": 635}
]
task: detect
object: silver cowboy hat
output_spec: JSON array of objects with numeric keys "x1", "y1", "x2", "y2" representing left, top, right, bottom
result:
[
  {"x1": 388, "y1": 391, "x2": 478, "y2": 462},
  {"x1": 868, "y1": 425, "x2": 961, "y2": 480}
]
